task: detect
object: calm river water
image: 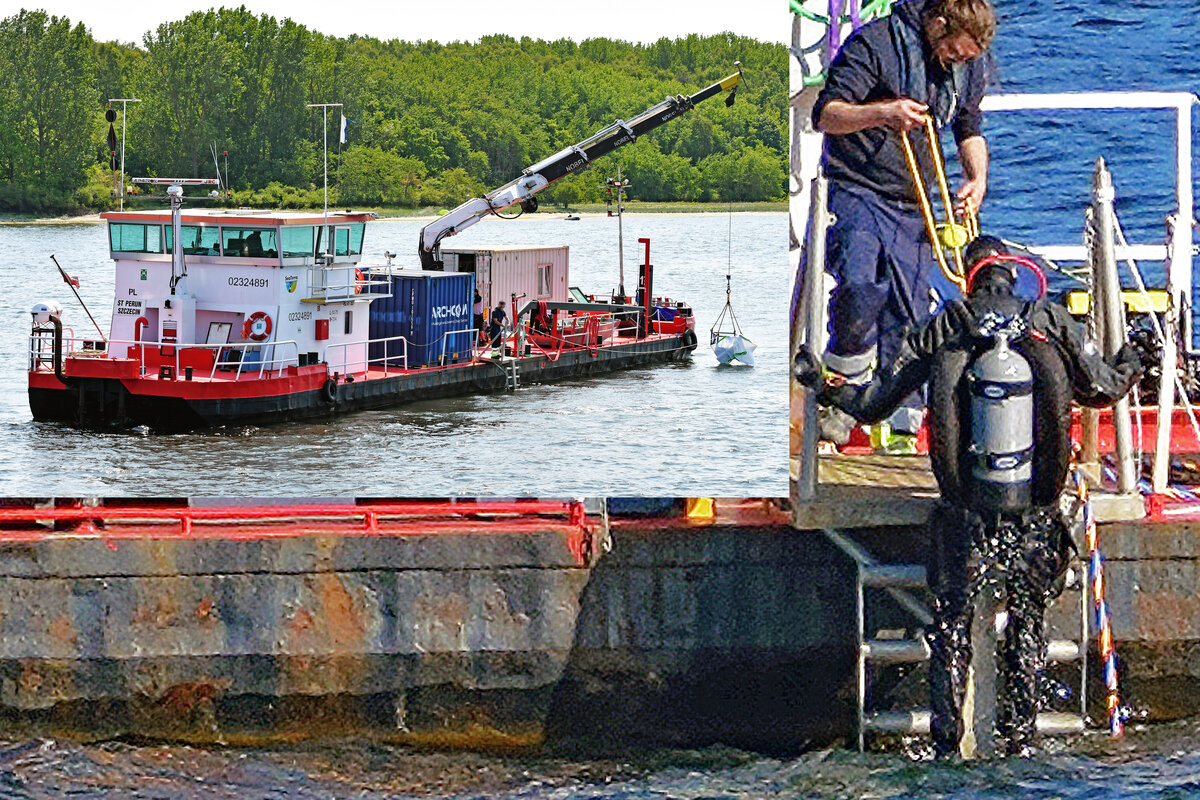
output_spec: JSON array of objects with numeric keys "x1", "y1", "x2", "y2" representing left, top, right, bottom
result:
[{"x1": 0, "y1": 212, "x2": 786, "y2": 497}]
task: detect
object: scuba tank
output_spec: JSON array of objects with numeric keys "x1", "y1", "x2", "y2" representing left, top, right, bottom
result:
[{"x1": 967, "y1": 314, "x2": 1035, "y2": 512}]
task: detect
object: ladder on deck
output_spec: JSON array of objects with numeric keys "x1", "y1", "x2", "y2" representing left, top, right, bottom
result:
[
  {"x1": 826, "y1": 528, "x2": 1090, "y2": 754},
  {"x1": 502, "y1": 356, "x2": 520, "y2": 391}
]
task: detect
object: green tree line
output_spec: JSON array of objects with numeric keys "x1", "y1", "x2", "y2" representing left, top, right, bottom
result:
[{"x1": 0, "y1": 7, "x2": 786, "y2": 214}]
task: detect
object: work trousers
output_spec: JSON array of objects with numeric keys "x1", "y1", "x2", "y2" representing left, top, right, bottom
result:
[
  {"x1": 926, "y1": 503, "x2": 1071, "y2": 757},
  {"x1": 817, "y1": 181, "x2": 933, "y2": 431}
]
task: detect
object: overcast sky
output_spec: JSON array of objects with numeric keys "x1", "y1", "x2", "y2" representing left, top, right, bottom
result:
[{"x1": 8, "y1": 0, "x2": 787, "y2": 46}]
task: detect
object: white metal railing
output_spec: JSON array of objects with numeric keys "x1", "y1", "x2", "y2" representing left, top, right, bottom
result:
[
  {"x1": 29, "y1": 332, "x2": 303, "y2": 381},
  {"x1": 28, "y1": 325, "x2": 78, "y2": 370},
  {"x1": 439, "y1": 328, "x2": 479, "y2": 364},
  {"x1": 304, "y1": 263, "x2": 391, "y2": 302},
  {"x1": 324, "y1": 334, "x2": 408, "y2": 376},
  {"x1": 29, "y1": 331, "x2": 127, "y2": 374},
  {"x1": 184, "y1": 340, "x2": 301, "y2": 380},
  {"x1": 980, "y1": 92, "x2": 1196, "y2": 336}
]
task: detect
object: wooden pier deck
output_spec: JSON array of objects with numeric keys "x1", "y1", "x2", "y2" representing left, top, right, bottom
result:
[{"x1": 790, "y1": 454, "x2": 1146, "y2": 530}]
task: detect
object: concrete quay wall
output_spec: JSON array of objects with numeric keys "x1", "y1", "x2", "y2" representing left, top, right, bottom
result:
[{"x1": 2, "y1": 508, "x2": 1194, "y2": 748}]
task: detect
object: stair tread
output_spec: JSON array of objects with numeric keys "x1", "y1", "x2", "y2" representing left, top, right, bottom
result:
[
  {"x1": 861, "y1": 564, "x2": 928, "y2": 588},
  {"x1": 863, "y1": 638, "x2": 1081, "y2": 663},
  {"x1": 865, "y1": 710, "x2": 1085, "y2": 735}
]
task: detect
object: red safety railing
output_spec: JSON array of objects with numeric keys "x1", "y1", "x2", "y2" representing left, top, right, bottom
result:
[{"x1": 0, "y1": 500, "x2": 595, "y2": 563}]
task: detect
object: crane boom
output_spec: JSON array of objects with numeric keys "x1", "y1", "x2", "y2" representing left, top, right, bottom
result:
[{"x1": 418, "y1": 68, "x2": 742, "y2": 268}]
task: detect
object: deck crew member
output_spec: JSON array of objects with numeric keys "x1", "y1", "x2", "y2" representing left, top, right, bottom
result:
[
  {"x1": 795, "y1": 236, "x2": 1144, "y2": 756},
  {"x1": 803, "y1": 0, "x2": 996, "y2": 450},
  {"x1": 473, "y1": 291, "x2": 485, "y2": 344},
  {"x1": 489, "y1": 301, "x2": 508, "y2": 347}
]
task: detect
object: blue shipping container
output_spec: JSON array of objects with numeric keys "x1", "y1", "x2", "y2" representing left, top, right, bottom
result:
[{"x1": 367, "y1": 270, "x2": 475, "y2": 368}]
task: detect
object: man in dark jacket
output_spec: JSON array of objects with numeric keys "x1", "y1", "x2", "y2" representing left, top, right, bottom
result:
[
  {"x1": 805, "y1": 0, "x2": 996, "y2": 447},
  {"x1": 796, "y1": 236, "x2": 1143, "y2": 757},
  {"x1": 489, "y1": 301, "x2": 508, "y2": 347}
]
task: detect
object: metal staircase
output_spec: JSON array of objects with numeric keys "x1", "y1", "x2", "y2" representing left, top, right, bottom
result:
[{"x1": 825, "y1": 527, "x2": 1090, "y2": 753}]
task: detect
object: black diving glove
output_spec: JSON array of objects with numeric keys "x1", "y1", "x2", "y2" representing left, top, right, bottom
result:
[
  {"x1": 793, "y1": 345, "x2": 822, "y2": 389},
  {"x1": 1116, "y1": 341, "x2": 1148, "y2": 377},
  {"x1": 793, "y1": 345, "x2": 854, "y2": 410}
]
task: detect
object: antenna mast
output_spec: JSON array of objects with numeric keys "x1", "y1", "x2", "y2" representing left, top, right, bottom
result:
[
  {"x1": 307, "y1": 102, "x2": 343, "y2": 259},
  {"x1": 602, "y1": 167, "x2": 631, "y2": 302},
  {"x1": 108, "y1": 97, "x2": 140, "y2": 211}
]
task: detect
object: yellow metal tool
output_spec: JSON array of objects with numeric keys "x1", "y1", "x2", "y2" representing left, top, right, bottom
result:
[{"x1": 898, "y1": 116, "x2": 978, "y2": 292}]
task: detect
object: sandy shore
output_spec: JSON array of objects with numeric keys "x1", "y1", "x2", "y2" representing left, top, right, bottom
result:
[{"x1": 0, "y1": 213, "x2": 103, "y2": 225}]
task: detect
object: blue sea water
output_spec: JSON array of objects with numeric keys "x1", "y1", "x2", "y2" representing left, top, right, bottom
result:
[{"x1": 955, "y1": 0, "x2": 1200, "y2": 304}]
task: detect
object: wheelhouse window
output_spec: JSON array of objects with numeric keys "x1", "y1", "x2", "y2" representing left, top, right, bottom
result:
[
  {"x1": 166, "y1": 225, "x2": 221, "y2": 256},
  {"x1": 329, "y1": 224, "x2": 365, "y2": 258},
  {"x1": 537, "y1": 264, "x2": 552, "y2": 298},
  {"x1": 222, "y1": 227, "x2": 278, "y2": 258},
  {"x1": 109, "y1": 223, "x2": 163, "y2": 253},
  {"x1": 280, "y1": 226, "x2": 315, "y2": 259}
]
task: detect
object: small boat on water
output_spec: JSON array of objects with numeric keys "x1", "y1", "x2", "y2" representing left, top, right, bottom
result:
[{"x1": 27, "y1": 70, "x2": 744, "y2": 431}]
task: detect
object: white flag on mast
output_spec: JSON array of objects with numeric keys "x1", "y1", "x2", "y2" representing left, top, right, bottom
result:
[{"x1": 339, "y1": 114, "x2": 347, "y2": 144}]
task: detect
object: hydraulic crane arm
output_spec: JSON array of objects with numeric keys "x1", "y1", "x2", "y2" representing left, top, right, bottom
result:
[{"x1": 418, "y1": 68, "x2": 742, "y2": 268}]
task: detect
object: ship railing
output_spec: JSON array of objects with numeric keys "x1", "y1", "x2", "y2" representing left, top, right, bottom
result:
[
  {"x1": 550, "y1": 312, "x2": 620, "y2": 341},
  {"x1": 187, "y1": 340, "x2": 302, "y2": 380},
  {"x1": 28, "y1": 333, "x2": 303, "y2": 382},
  {"x1": 0, "y1": 500, "x2": 596, "y2": 563},
  {"x1": 439, "y1": 328, "x2": 480, "y2": 364},
  {"x1": 27, "y1": 325, "x2": 78, "y2": 371},
  {"x1": 305, "y1": 264, "x2": 391, "y2": 302},
  {"x1": 503, "y1": 311, "x2": 623, "y2": 361},
  {"x1": 28, "y1": 332, "x2": 137, "y2": 373},
  {"x1": 325, "y1": 335, "x2": 409, "y2": 377}
]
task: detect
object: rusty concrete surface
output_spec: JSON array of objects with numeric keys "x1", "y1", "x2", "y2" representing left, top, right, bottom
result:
[
  {"x1": 0, "y1": 506, "x2": 850, "y2": 750},
  {"x1": 0, "y1": 524, "x2": 592, "y2": 745},
  {"x1": 4, "y1": 504, "x2": 1196, "y2": 749}
]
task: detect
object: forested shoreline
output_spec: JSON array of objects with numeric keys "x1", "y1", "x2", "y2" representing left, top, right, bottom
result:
[{"x1": 0, "y1": 8, "x2": 785, "y2": 215}]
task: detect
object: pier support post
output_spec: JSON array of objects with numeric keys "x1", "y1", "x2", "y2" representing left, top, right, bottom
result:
[
  {"x1": 1090, "y1": 158, "x2": 1137, "y2": 494},
  {"x1": 793, "y1": 171, "x2": 831, "y2": 502}
]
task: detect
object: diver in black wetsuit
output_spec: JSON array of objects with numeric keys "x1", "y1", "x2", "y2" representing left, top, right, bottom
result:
[{"x1": 795, "y1": 236, "x2": 1144, "y2": 756}]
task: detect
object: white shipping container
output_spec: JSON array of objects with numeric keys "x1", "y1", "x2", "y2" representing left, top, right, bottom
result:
[{"x1": 441, "y1": 245, "x2": 569, "y2": 315}]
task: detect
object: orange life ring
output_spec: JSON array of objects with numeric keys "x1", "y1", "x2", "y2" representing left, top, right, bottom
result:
[
  {"x1": 355, "y1": 268, "x2": 365, "y2": 294},
  {"x1": 242, "y1": 311, "x2": 272, "y2": 341}
]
